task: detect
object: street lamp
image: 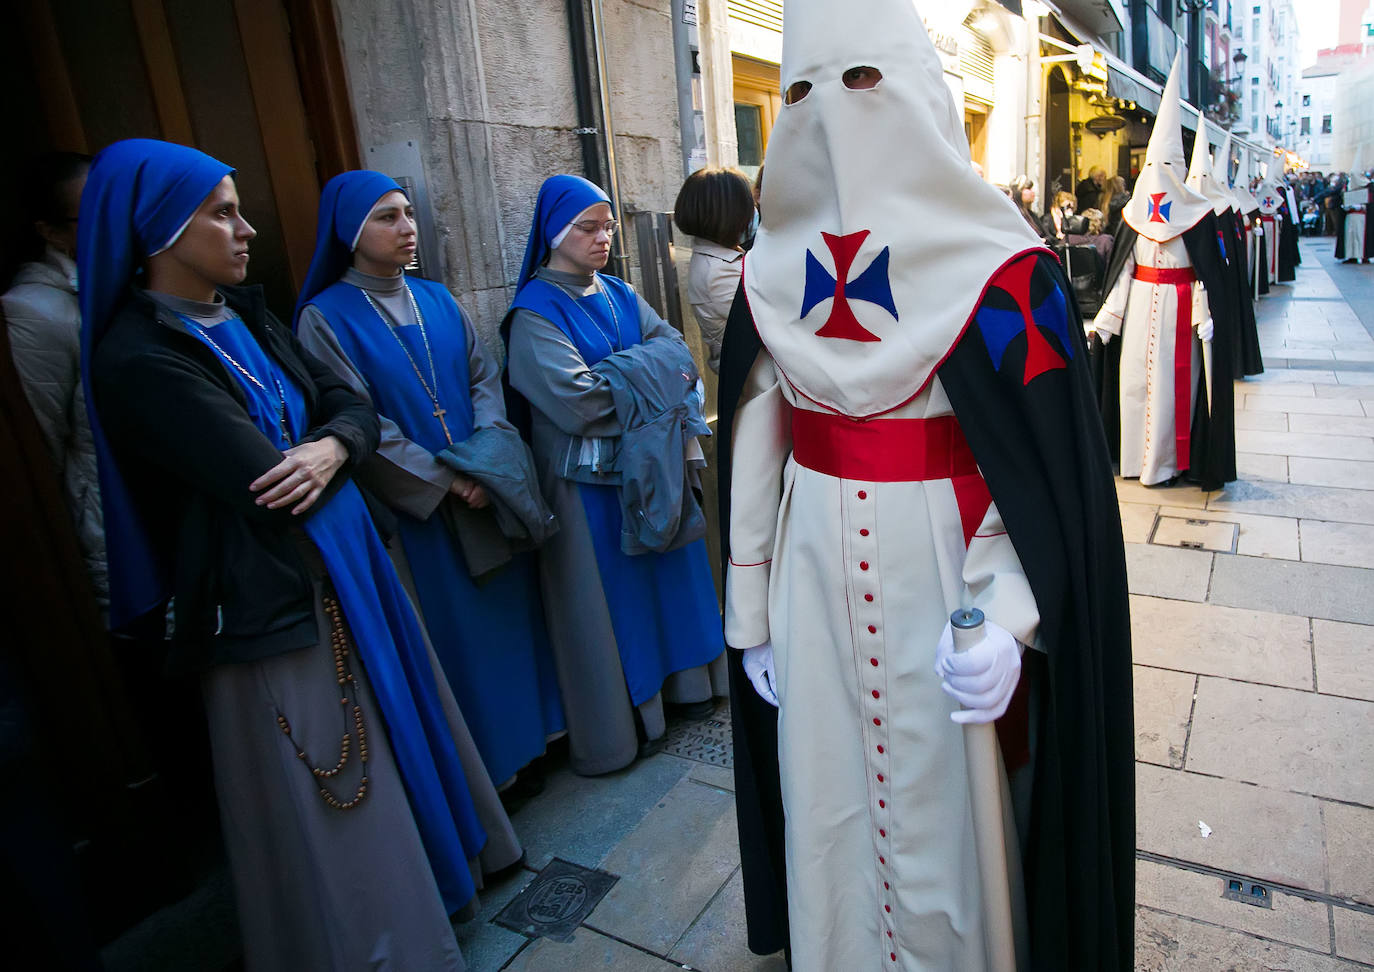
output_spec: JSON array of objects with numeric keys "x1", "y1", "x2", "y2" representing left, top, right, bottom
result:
[{"x1": 1217, "y1": 47, "x2": 1248, "y2": 129}]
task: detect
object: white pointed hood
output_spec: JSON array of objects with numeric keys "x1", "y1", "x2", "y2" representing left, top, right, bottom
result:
[
  {"x1": 742, "y1": 0, "x2": 1043, "y2": 418},
  {"x1": 1123, "y1": 50, "x2": 1213, "y2": 242},
  {"x1": 1186, "y1": 108, "x2": 1232, "y2": 216},
  {"x1": 1231, "y1": 157, "x2": 1261, "y2": 215},
  {"x1": 1212, "y1": 131, "x2": 1245, "y2": 214},
  {"x1": 1256, "y1": 176, "x2": 1282, "y2": 216}
]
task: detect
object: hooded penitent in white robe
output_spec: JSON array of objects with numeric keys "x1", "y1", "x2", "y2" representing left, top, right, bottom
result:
[
  {"x1": 724, "y1": 0, "x2": 1046, "y2": 968},
  {"x1": 1256, "y1": 178, "x2": 1283, "y2": 283},
  {"x1": 1091, "y1": 52, "x2": 1215, "y2": 486}
]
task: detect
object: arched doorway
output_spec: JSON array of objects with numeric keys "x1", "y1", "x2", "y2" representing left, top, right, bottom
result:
[{"x1": 1046, "y1": 66, "x2": 1073, "y2": 198}]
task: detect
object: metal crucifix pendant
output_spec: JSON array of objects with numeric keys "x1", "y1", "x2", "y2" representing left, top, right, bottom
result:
[{"x1": 434, "y1": 406, "x2": 453, "y2": 445}]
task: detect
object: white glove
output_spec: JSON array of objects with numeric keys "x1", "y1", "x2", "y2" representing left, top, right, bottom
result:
[
  {"x1": 741, "y1": 643, "x2": 779, "y2": 708},
  {"x1": 934, "y1": 619, "x2": 1022, "y2": 725},
  {"x1": 1197, "y1": 316, "x2": 1214, "y2": 343},
  {"x1": 1090, "y1": 324, "x2": 1112, "y2": 345}
]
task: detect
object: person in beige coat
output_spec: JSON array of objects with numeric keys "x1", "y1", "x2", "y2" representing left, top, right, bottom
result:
[
  {"x1": 673, "y1": 167, "x2": 757, "y2": 372},
  {"x1": 2, "y1": 152, "x2": 107, "y2": 616}
]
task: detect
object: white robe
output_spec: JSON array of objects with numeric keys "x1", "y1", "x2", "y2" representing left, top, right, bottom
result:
[
  {"x1": 1260, "y1": 214, "x2": 1280, "y2": 283},
  {"x1": 1345, "y1": 210, "x2": 1366, "y2": 259},
  {"x1": 725, "y1": 354, "x2": 1039, "y2": 972},
  {"x1": 1094, "y1": 235, "x2": 1212, "y2": 485}
]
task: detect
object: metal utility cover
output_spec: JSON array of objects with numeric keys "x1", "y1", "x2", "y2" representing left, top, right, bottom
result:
[
  {"x1": 662, "y1": 712, "x2": 734, "y2": 767},
  {"x1": 493, "y1": 858, "x2": 619, "y2": 942},
  {"x1": 1150, "y1": 515, "x2": 1238, "y2": 553}
]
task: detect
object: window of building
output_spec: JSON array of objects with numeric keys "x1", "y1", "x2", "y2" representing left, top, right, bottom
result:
[
  {"x1": 1301, "y1": 116, "x2": 1310, "y2": 134},
  {"x1": 1322, "y1": 115, "x2": 1332, "y2": 133},
  {"x1": 1252, "y1": 113, "x2": 1259, "y2": 131},
  {"x1": 1302, "y1": 94, "x2": 1310, "y2": 106}
]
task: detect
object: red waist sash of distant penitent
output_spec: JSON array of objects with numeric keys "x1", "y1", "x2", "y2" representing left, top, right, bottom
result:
[
  {"x1": 790, "y1": 409, "x2": 990, "y2": 544},
  {"x1": 1133, "y1": 264, "x2": 1197, "y2": 472}
]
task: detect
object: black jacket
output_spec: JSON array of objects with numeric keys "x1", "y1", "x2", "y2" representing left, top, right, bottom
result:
[
  {"x1": 719, "y1": 251, "x2": 1135, "y2": 969},
  {"x1": 92, "y1": 285, "x2": 380, "y2": 672}
]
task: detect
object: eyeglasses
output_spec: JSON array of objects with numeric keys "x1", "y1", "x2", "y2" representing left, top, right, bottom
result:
[{"x1": 570, "y1": 219, "x2": 619, "y2": 237}]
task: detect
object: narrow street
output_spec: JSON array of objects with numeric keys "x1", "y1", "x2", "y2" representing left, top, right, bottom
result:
[{"x1": 449, "y1": 237, "x2": 1374, "y2": 972}]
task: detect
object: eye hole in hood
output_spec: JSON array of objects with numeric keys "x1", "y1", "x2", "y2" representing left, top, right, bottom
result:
[
  {"x1": 842, "y1": 66, "x2": 882, "y2": 90},
  {"x1": 785, "y1": 80, "x2": 813, "y2": 105}
]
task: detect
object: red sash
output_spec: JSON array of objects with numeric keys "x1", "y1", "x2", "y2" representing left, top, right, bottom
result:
[
  {"x1": 1132, "y1": 265, "x2": 1197, "y2": 471},
  {"x1": 791, "y1": 409, "x2": 990, "y2": 544}
]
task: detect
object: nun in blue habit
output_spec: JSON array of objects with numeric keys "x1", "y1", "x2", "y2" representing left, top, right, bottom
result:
[
  {"x1": 79, "y1": 139, "x2": 508, "y2": 971},
  {"x1": 294, "y1": 170, "x2": 564, "y2": 789},
  {"x1": 504, "y1": 174, "x2": 727, "y2": 776}
]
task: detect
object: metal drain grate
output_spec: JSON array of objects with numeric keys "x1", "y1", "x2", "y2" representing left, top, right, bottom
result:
[
  {"x1": 492, "y1": 858, "x2": 619, "y2": 942},
  {"x1": 661, "y1": 710, "x2": 734, "y2": 767},
  {"x1": 1149, "y1": 515, "x2": 1239, "y2": 553}
]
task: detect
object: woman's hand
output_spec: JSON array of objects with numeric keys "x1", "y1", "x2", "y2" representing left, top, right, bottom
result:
[
  {"x1": 251, "y1": 436, "x2": 348, "y2": 514},
  {"x1": 449, "y1": 473, "x2": 491, "y2": 509}
]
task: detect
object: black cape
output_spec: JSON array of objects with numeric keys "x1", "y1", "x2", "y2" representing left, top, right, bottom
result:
[
  {"x1": 719, "y1": 251, "x2": 1135, "y2": 970},
  {"x1": 1277, "y1": 199, "x2": 1301, "y2": 281},
  {"x1": 1092, "y1": 216, "x2": 1237, "y2": 491},
  {"x1": 1229, "y1": 211, "x2": 1264, "y2": 376}
]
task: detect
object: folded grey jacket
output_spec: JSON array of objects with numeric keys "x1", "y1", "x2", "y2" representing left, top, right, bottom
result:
[
  {"x1": 438, "y1": 426, "x2": 559, "y2": 578},
  {"x1": 590, "y1": 336, "x2": 711, "y2": 555}
]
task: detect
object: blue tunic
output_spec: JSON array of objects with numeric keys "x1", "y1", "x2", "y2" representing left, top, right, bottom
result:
[
  {"x1": 182, "y1": 314, "x2": 486, "y2": 914},
  {"x1": 509, "y1": 274, "x2": 724, "y2": 706},
  {"x1": 305, "y1": 278, "x2": 563, "y2": 785}
]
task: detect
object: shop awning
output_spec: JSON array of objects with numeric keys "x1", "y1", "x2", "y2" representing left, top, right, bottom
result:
[{"x1": 1049, "y1": 0, "x2": 1123, "y2": 35}]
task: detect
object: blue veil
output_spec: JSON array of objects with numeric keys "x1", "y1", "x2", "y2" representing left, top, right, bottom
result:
[
  {"x1": 515, "y1": 174, "x2": 611, "y2": 291},
  {"x1": 78, "y1": 139, "x2": 234, "y2": 630},
  {"x1": 293, "y1": 170, "x2": 405, "y2": 326}
]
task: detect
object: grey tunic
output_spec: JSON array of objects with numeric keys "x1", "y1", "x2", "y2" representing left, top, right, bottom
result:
[{"x1": 506, "y1": 267, "x2": 727, "y2": 776}]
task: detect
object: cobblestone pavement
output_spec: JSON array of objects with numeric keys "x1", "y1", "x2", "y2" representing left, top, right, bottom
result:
[{"x1": 467, "y1": 237, "x2": 1374, "y2": 971}]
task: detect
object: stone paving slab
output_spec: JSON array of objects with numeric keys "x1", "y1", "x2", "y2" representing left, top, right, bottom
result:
[
  {"x1": 587, "y1": 775, "x2": 741, "y2": 956},
  {"x1": 1114, "y1": 477, "x2": 1210, "y2": 509},
  {"x1": 502, "y1": 926, "x2": 683, "y2": 970},
  {"x1": 1135, "y1": 763, "x2": 1326, "y2": 891},
  {"x1": 1301, "y1": 520, "x2": 1374, "y2": 569},
  {"x1": 1324, "y1": 801, "x2": 1374, "y2": 905},
  {"x1": 1235, "y1": 429, "x2": 1374, "y2": 461},
  {"x1": 1313, "y1": 620, "x2": 1374, "y2": 702},
  {"x1": 510, "y1": 753, "x2": 693, "y2": 871},
  {"x1": 1236, "y1": 451, "x2": 1290, "y2": 482},
  {"x1": 1124, "y1": 543, "x2": 1213, "y2": 602},
  {"x1": 1186, "y1": 677, "x2": 1374, "y2": 807},
  {"x1": 1118, "y1": 501, "x2": 1158, "y2": 544},
  {"x1": 1314, "y1": 384, "x2": 1374, "y2": 399},
  {"x1": 1136, "y1": 859, "x2": 1330, "y2": 953},
  {"x1": 1336, "y1": 908, "x2": 1374, "y2": 965},
  {"x1": 1136, "y1": 908, "x2": 1363, "y2": 971},
  {"x1": 1234, "y1": 409, "x2": 1291, "y2": 431},
  {"x1": 1290, "y1": 413, "x2": 1374, "y2": 437},
  {"x1": 688, "y1": 762, "x2": 736, "y2": 792},
  {"x1": 667, "y1": 868, "x2": 789, "y2": 972},
  {"x1": 1209, "y1": 479, "x2": 1374, "y2": 526},
  {"x1": 1158, "y1": 506, "x2": 1300, "y2": 560},
  {"x1": 1208, "y1": 553, "x2": 1374, "y2": 624},
  {"x1": 1133, "y1": 665, "x2": 1194, "y2": 768},
  {"x1": 1241, "y1": 394, "x2": 1366, "y2": 415},
  {"x1": 1244, "y1": 381, "x2": 1319, "y2": 398},
  {"x1": 1129, "y1": 596, "x2": 1312, "y2": 689},
  {"x1": 1290, "y1": 457, "x2": 1374, "y2": 490}
]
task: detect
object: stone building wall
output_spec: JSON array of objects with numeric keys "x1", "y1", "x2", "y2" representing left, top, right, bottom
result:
[{"x1": 331, "y1": 0, "x2": 685, "y2": 350}]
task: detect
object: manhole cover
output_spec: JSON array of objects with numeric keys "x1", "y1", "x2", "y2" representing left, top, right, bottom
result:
[
  {"x1": 1150, "y1": 515, "x2": 1238, "y2": 553},
  {"x1": 662, "y1": 710, "x2": 734, "y2": 767},
  {"x1": 492, "y1": 858, "x2": 618, "y2": 942}
]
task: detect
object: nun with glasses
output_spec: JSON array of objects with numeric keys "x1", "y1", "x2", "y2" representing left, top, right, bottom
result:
[
  {"x1": 294, "y1": 170, "x2": 564, "y2": 793},
  {"x1": 80, "y1": 139, "x2": 509, "y2": 970},
  {"x1": 503, "y1": 174, "x2": 726, "y2": 776}
]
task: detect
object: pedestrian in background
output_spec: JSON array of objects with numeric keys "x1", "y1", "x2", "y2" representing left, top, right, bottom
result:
[
  {"x1": 2, "y1": 152, "x2": 106, "y2": 617},
  {"x1": 673, "y1": 166, "x2": 756, "y2": 373}
]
